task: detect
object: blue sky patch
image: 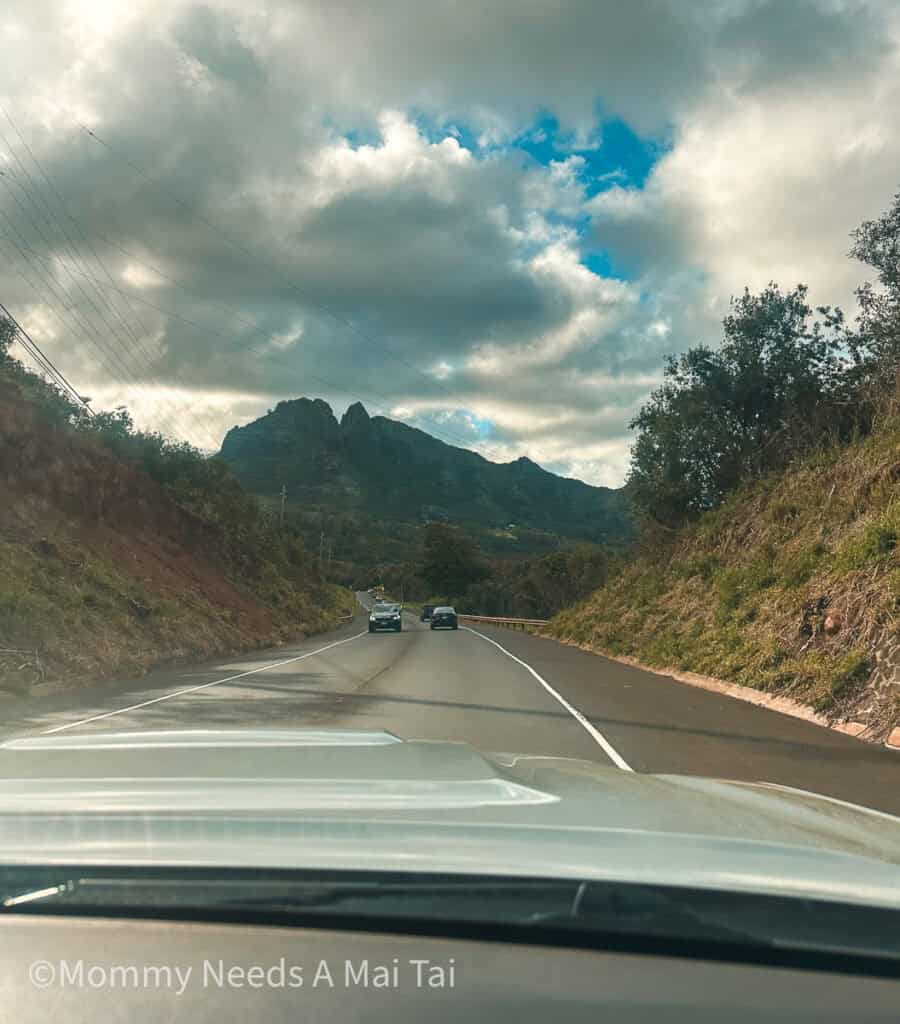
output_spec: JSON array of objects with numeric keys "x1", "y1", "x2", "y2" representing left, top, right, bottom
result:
[
  {"x1": 407, "y1": 110, "x2": 667, "y2": 198},
  {"x1": 351, "y1": 111, "x2": 663, "y2": 286},
  {"x1": 516, "y1": 115, "x2": 667, "y2": 283},
  {"x1": 582, "y1": 250, "x2": 625, "y2": 280},
  {"x1": 515, "y1": 115, "x2": 667, "y2": 196},
  {"x1": 469, "y1": 414, "x2": 494, "y2": 438}
]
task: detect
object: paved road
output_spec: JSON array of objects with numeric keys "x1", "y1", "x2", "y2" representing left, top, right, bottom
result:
[{"x1": 2, "y1": 598, "x2": 899, "y2": 815}]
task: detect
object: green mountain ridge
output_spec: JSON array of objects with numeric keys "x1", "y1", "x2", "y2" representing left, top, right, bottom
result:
[{"x1": 219, "y1": 398, "x2": 633, "y2": 544}]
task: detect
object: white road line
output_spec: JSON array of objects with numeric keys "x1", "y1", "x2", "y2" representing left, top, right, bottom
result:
[
  {"x1": 41, "y1": 631, "x2": 368, "y2": 735},
  {"x1": 461, "y1": 626, "x2": 634, "y2": 772}
]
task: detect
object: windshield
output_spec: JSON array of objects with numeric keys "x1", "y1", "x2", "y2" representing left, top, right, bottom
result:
[{"x1": 2, "y1": 0, "x2": 900, "y2": 985}]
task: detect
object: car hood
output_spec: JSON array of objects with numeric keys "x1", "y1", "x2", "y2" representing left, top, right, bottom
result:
[{"x1": 1, "y1": 727, "x2": 899, "y2": 908}]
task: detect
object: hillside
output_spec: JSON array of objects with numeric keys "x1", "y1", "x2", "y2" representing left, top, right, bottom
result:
[
  {"x1": 548, "y1": 404, "x2": 900, "y2": 739},
  {"x1": 0, "y1": 366, "x2": 353, "y2": 695},
  {"x1": 219, "y1": 398, "x2": 633, "y2": 546}
]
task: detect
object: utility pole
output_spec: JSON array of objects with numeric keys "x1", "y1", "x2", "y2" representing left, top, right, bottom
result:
[
  {"x1": 319, "y1": 530, "x2": 325, "y2": 572},
  {"x1": 279, "y1": 484, "x2": 287, "y2": 528}
]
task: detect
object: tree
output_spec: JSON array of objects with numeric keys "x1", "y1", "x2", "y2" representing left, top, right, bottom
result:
[
  {"x1": 455, "y1": 544, "x2": 611, "y2": 619},
  {"x1": 849, "y1": 188, "x2": 900, "y2": 390},
  {"x1": 627, "y1": 284, "x2": 854, "y2": 526},
  {"x1": 421, "y1": 523, "x2": 488, "y2": 601},
  {"x1": 0, "y1": 316, "x2": 15, "y2": 362}
]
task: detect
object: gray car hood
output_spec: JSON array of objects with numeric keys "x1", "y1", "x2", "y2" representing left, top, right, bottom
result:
[{"x1": 1, "y1": 728, "x2": 899, "y2": 909}]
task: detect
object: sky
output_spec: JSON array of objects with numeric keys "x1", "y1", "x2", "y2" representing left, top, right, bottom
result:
[{"x1": 1, "y1": 0, "x2": 899, "y2": 487}]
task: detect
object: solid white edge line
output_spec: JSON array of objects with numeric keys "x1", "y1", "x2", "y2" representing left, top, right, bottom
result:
[
  {"x1": 461, "y1": 625, "x2": 634, "y2": 772},
  {"x1": 41, "y1": 630, "x2": 368, "y2": 735}
]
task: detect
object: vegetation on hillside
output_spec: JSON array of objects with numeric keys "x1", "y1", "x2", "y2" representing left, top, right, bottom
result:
[
  {"x1": 551, "y1": 410, "x2": 900, "y2": 731},
  {"x1": 375, "y1": 522, "x2": 613, "y2": 621},
  {"x1": 550, "y1": 187, "x2": 900, "y2": 736},
  {"x1": 627, "y1": 191, "x2": 900, "y2": 529},
  {"x1": 0, "y1": 323, "x2": 353, "y2": 692}
]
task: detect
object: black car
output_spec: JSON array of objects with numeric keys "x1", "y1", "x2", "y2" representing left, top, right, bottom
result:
[
  {"x1": 430, "y1": 606, "x2": 458, "y2": 630},
  {"x1": 420, "y1": 604, "x2": 436, "y2": 622},
  {"x1": 369, "y1": 603, "x2": 402, "y2": 633}
]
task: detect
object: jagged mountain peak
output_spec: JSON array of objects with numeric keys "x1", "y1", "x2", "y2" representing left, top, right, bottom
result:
[
  {"x1": 219, "y1": 397, "x2": 632, "y2": 543},
  {"x1": 340, "y1": 401, "x2": 371, "y2": 429}
]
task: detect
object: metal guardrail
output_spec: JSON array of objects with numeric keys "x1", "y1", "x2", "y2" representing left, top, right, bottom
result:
[{"x1": 457, "y1": 614, "x2": 549, "y2": 632}]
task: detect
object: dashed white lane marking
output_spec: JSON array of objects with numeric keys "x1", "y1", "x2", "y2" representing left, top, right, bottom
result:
[
  {"x1": 41, "y1": 631, "x2": 368, "y2": 735},
  {"x1": 462, "y1": 626, "x2": 633, "y2": 771}
]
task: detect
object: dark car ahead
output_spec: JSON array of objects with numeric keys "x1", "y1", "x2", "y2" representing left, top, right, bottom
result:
[
  {"x1": 368, "y1": 603, "x2": 402, "y2": 633},
  {"x1": 430, "y1": 606, "x2": 458, "y2": 630},
  {"x1": 420, "y1": 604, "x2": 436, "y2": 622}
]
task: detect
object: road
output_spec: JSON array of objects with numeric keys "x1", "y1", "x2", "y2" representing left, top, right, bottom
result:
[{"x1": 2, "y1": 597, "x2": 899, "y2": 815}]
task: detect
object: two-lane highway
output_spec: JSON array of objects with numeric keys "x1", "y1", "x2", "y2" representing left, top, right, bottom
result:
[{"x1": 2, "y1": 596, "x2": 899, "y2": 815}]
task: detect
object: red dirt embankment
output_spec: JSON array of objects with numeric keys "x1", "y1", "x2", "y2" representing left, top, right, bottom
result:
[{"x1": 0, "y1": 380, "x2": 348, "y2": 692}]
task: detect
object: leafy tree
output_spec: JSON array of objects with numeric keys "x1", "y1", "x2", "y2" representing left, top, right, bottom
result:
[
  {"x1": 627, "y1": 284, "x2": 854, "y2": 526},
  {"x1": 421, "y1": 523, "x2": 488, "y2": 600},
  {"x1": 849, "y1": 188, "x2": 900, "y2": 391},
  {"x1": 456, "y1": 544, "x2": 611, "y2": 619},
  {"x1": 0, "y1": 317, "x2": 15, "y2": 361}
]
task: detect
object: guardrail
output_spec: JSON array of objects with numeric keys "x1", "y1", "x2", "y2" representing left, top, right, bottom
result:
[{"x1": 457, "y1": 614, "x2": 549, "y2": 633}]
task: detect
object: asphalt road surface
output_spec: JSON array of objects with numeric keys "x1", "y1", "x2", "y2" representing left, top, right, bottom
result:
[{"x1": 3, "y1": 596, "x2": 899, "y2": 815}]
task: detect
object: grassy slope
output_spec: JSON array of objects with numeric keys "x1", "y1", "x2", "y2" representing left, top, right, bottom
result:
[
  {"x1": 0, "y1": 376, "x2": 354, "y2": 694},
  {"x1": 549, "y1": 415, "x2": 900, "y2": 738},
  {"x1": 0, "y1": 532, "x2": 354, "y2": 692}
]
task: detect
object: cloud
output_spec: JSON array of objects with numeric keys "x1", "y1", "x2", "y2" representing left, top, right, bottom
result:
[
  {"x1": 588, "y1": 3, "x2": 900, "y2": 313},
  {"x1": 0, "y1": 0, "x2": 898, "y2": 484}
]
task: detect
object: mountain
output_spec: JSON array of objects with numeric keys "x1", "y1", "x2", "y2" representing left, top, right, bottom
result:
[{"x1": 218, "y1": 398, "x2": 633, "y2": 545}]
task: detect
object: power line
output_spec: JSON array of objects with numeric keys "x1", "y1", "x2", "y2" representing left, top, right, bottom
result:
[
  {"x1": 0, "y1": 166, "x2": 195, "y2": 441},
  {"x1": 0, "y1": 231, "x2": 476, "y2": 449},
  {"x1": 5, "y1": 322, "x2": 71, "y2": 394},
  {"x1": 0, "y1": 108, "x2": 222, "y2": 443},
  {"x1": 0, "y1": 125, "x2": 229, "y2": 449},
  {"x1": 0, "y1": 153, "x2": 154, "y2": 370},
  {"x1": 1, "y1": 170, "x2": 473, "y2": 452},
  {"x1": 3, "y1": 113, "x2": 485, "y2": 455},
  {"x1": 0, "y1": 209, "x2": 177, "y2": 435},
  {"x1": 0, "y1": 172, "x2": 172, "y2": 429},
  {"x1": 76, "y1": 123, "x2": 480, "y2": 451},
  {"x1": 0, "y1": 298, "x2": 93, "y2": 414},
  {"x1": 27, "y1": 217, "x2": 463, "y2": 445},
  {"x1": 0, "y1": 110, "x2": 255, "y2": 444},
  {"x1": 0, "y1": 216, "x2": 142, "y2": 388},
  {"x1": 0, "y1": 224, "x2": 201, "y2": 444},
  {"x1": 0, "y1": 129, "x2": 157, "y2": 369}
]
